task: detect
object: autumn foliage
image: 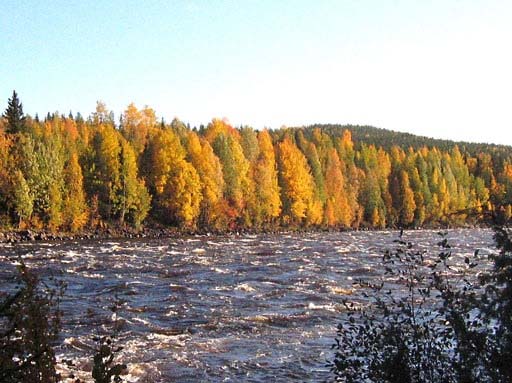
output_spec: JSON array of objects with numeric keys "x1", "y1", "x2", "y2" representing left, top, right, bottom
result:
[{"x1": 1, "y1": 91, "x2": 511, "y2": 233}]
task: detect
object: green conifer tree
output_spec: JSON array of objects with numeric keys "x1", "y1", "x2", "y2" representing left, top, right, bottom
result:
[{"x1": 3, "y1": 90, "x2": 26, "y2": 135}]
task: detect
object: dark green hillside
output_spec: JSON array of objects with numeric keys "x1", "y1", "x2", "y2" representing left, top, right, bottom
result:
[{"x1": 299, "y1": 123, "x2": 512, "y2": 156}]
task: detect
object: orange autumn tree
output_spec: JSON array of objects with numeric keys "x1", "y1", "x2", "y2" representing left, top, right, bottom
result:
[
  {"x1": 142, "y1": 128, "x2": 201, "y2": 227},
  {"x1": 238, "y1": 127, "x2": 259, "y2": 227},
  {"x1": 161, "y1": 159, "x2": 202, "y2": 228},
  {"x1": 186, "y1": 131, "x2": 225, "y2": 228},
  {"x1": 397, "y1": 170, "x2": 417, "y2": 226},
  {"x1": 324, "y1": 148, "x2": 353, "y2": 227},
  {"x1": 300, "y1": 139, "x2": 325, "y2": 226},
  {"x1": 87, "y1": 123, "x2": 122, "y2": 221},
  {"x1": 207, "y1": 120, "x2": 253, "y2": 228},
  {"x1": 254, "y1": 129, "x2": 281, "y2": 227},
  {"x1": 336, "y1": 130, "x2": 362, "y2": 227},
  {"x1": 277, "y1": 136, "x2": 315, "y2": 226},
  {"x1": 63, "y1": 152, "x2": 88, "y2": 231},
  {"x1": 121, "y1": 103, "x2": 157, "y2": 155}
]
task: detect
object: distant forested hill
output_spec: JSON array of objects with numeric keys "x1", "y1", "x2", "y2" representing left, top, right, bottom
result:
[
  {"x1": 298, "y1": 123, "x2": 512, "y2": 159},
  {"x1": 1, "y1": 91, "x2": 511, "y2": 234}
]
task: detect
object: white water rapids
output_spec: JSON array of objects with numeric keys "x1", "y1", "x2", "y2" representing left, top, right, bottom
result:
[{"x1": 0, "y1": 229, "x2": 495, "y2": 382}]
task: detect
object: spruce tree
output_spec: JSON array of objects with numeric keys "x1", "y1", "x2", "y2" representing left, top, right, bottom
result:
[{"x1": 3, "y1": 90, "x2": 26, "y2": 134}]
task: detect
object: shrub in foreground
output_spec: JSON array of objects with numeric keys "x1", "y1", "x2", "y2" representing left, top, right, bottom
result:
[
  {"x1": 329, "y1": 213, "x2": 512, "y2": 382},
  {"x1": 0, "y1": 261, "x2": 126, "y2": 383},
  {"x1": 0, "y1": 262, "x2": 63, "y2": 382}
]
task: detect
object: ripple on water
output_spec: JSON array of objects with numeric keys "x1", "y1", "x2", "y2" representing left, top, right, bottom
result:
[{"x1": 0, "y1": 228, "x2": 495, "y2": 382}]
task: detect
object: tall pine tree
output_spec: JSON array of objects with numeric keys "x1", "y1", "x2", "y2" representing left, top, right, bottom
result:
[{"x1": 3, "y1": 90, "x2": 26, "y2": 135}]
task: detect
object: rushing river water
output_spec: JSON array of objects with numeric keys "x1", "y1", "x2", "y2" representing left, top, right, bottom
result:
[{"x1": 0, "y1": 229, "x2": 496, "y2": 382}]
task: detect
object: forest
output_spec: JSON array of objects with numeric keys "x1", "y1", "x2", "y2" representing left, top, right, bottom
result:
[{"x1": 1, "y1": 90, "x2": 512, "y2": 233}]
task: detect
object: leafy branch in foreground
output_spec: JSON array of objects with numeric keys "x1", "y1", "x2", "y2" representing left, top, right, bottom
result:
[
  {"x1": 329, "y1": 211, "x2": 512, "y2": 383},
  {"x1": 62, "y1": 295, "x2": 127, "y2": 383},
  {"x1": 90, "y1": 335, "x2": 126, "y2": 383},
  {"x1": 90, "y1": 296, "x2": 127, "y2": 383},
  {"x1": 0, "y1": 261, "x2": 65, "y2": 383},
  {"x1": 0, "y1": 262, "x2": 127, "y2": 383}
]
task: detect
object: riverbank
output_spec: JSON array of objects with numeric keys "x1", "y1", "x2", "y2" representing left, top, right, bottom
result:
[
  {"x1": 0, "y1": 226, "x2": 177, "y2": 244},
  {"x1": 0, "y1": 220, "x2": 482, "y2": 244},
  {"x1": 0, "y1": 223, "x2": 303, "y2": 243}
]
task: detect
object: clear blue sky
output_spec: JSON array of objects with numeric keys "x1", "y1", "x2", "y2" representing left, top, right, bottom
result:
[{"x1": 1, "y1": 0, "x2": 511, "y2": 144}]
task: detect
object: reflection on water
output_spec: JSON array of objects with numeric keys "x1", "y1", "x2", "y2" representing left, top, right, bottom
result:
[{"x1": 0, "y1": 229, "x2": 494, "y2": 382}]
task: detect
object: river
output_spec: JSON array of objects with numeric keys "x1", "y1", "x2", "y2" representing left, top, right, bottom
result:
[{"x1": 0, "y1": 229, "x2": 495, "y2": 382}]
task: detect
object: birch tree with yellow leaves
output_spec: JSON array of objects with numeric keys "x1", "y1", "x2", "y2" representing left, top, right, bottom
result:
[{"x1": 277, "y1": 136, "x2": 315, "y2": 226}]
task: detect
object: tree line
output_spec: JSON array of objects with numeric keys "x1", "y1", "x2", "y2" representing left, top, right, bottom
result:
[{"x1": 1, "y1": 90, "x2": 511, "y2": 233}]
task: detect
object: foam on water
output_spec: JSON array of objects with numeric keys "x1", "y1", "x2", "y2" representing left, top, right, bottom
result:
[{"x1": 0, "y1": 229, "x2": 495, "y2": 382}]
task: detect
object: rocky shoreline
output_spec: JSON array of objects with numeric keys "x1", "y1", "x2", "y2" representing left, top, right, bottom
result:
[
  {"x1": 0, "y1": 225, "x2": 291, "y2": 244},
  {"x1": 0, "y1": 226, "x2": 183, "y2": 244},
  {"x1": 0, "y1": 221, "x2": 483, "y2": 244}
]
